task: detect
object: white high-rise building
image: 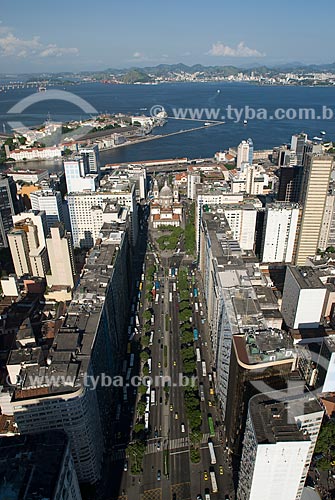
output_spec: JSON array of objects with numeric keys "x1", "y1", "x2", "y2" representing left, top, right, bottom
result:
[
  {"x1": 237, "y1": 140, "x2": 250, "y2": 168},
  {"x1": 67, "y1": 180, "x2": 137, "y2": 248},
  {"x1": 231, "y1": 164, "x2": 266, "y2": 195},
  {"x1": 12, "y1": 211, "x2": 47, "y2": 248},
  {"x1": 64, "y1": 156, "x2": 98, "y2": 194},
  {"x1": 187, "y1": 168, "x2": 201, "y2": 200},
  {"x1": 261, "y1": 203, "x2": 300, "y2": 263},
  {"x1": 281, "y1": 266, "x2": 327, "y2": 330},
  {"x1": 238, "y1": 391, "x2": 323, "y2": 500},
  {"x1": 30, "y1": 189, "x2": 64, "y2": 230},
  {"x1": 224, "y1": 205, "x2": 257, "y2": 251},
  {"x1": 8, "y1": 218, "x2": 49, "y2": 278},
  {"x1": 46, "y1": 224, "x2": 75, "y2": 289}
]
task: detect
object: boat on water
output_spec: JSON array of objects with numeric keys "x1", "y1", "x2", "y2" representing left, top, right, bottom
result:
[
  {"x1": 140, "y1": 107, "x2": 147, "y2": 111},
  {"x1": 217, "y1": 89, "x2": 221, "y2": 93},
  {"x1": 313, "y1": 136, "x2": 323, "y2": 141},
  {"x1": 204, "y1": 122, "x2": 211, "y2": 126},
  {"x1": 38, "y1": 86, "x2": 46, "y2": 92},
  {"x1": 320, "y1": 130, "x2": 326, "y2": 135},
  {"x1": 243, "y1": 119, "x2": 248, "y2": 125}
]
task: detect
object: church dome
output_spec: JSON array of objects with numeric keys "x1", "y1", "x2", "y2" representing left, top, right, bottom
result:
[{"x1": 159, "y1": 181, "x2": 173, "y2": 199}]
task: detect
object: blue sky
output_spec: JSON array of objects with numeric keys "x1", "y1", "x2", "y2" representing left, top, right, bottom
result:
[{"x1": 1, "y1": 0, "x2": 334, "y2": 73}]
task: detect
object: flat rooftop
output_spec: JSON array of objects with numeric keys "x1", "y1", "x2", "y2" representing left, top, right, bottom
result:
[
  {"x1": 250, "y1": 390, "x2": 322, "y2": 444},
  {"x1": 234, "y1": 328, "x2": 294, "y2": 366},
  {"x1": 12, "y1": 235, "x2": 126, "y2": 400},
  {"x1": 289, "y1": 266, "x2": 325, "y2": 290}
]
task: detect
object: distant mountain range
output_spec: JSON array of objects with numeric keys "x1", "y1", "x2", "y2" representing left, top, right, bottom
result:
[{"x1": 1, "y1": 62, "x2": 335, "y2": 83}]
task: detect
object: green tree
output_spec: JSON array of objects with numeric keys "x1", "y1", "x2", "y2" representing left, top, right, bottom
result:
[
  {"x1": 143, "y1": 310, "x2": 152, "y2": 322},
  {"x1": 137, "y1": 400, "x2": 146, "y2": 417},
  {"x1": 140, "y1": 351, "x2": 149, "y2": 363}
]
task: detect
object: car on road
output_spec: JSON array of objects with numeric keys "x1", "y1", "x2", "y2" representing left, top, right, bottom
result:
[
  {"x1": 219, "y1": 465, "x2": 224, "y2": 475},
  {"x1": 123, "y1": 460, "x2": 128, "y2": 471},
  {"x1": 160, "y1": 370, "x2": 163, "y2": 376},
  {"x1": 154, "y1": 430, "x2": 158, "y2": 438},
  {"x1": 181, "y1": 423, "x2": 185, "y2": 432},
  {"x1": 158, "y1": 361, "x2": 161, "y2": 368},
  {"x1": 170, "y1": 405, "x2": 173, "y2": 411},
  {"x1": 196, "y1": 495, "x2": 203, "y2": 500},
  {"x1": 204, "y1": 470, "x2": 209, "y2": 481},
  {"x1": 157, "y1": 441, "x2": 161, "y2": 450},
  {"x1": 175, "y1": 412, "x2": 179, "y2": 419},
  {"x1": 224, "y1": 496, "x2": 229, "y2": 500},
  {"x1": 208, "y1": 401, "x2": 212, "y2": 407},
  {"x1": 159, "y1": 396, "x2": 163, "y2": 405},
  {"x1": 173, "y1": 360, "x2": 177, "y2": 366},
  {"x1": 157, "y1": 470, "x2": 161, "y2": 481}
]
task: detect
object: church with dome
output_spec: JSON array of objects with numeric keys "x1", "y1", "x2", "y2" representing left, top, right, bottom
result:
[{"x1": 150, "y1": 178, "x2": 183, "y2": 228}]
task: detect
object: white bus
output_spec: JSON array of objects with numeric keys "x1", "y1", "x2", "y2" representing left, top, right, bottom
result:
[
  {"x1": 210, "y1": 471, "x2": 218, "y2": 493},
  {"x1": 196, "y1": 347, "x2": 201, "y2": 363},
  {"x1": 145, "y1": 411, "x2": 150, "y2": 429},
  {"x1": 150, "y1": 389, "x2": 156, "y2": 406},
  {"x1": 169, "y1": 292, "x2": 173, "y2": 303},
  {"x1": 194, "y1": 302, "x2": 199, "y2": 313},
  {"x1": 149, "y1": 331, "x2": 154, "y2": 346},
  {"x1": 208, "y1": 440, "x2": 217, "y2": 465},
  {"x1": 148, "y1": 358, "x2": 152, "y2": 374},
  {"x1": 173, "y1": 282, "x2": 177, "y2": 292},
  {"x1": 155, "y1": 293, "x2": 159, "y2": 305},
  {"x1": 202, "y1": 360, "x2": 207, "y2": 377}
]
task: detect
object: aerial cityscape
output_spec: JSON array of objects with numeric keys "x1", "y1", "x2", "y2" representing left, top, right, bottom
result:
[{"x1": 1, "y1": 2, "x2": 335, "y2": 500}]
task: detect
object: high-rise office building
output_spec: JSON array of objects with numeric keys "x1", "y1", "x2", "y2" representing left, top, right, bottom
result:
[
  {"x1": 64, "y1": 156, "x2": 98, "y2": 194},
  {"x1": 12, "y1": 210, "x2": 48, "y2": 248},
  {"x1": 237, "y1": 391, "x2": 323, "y2": 500},
  {"x1": 30, "y1": 189, "x2": 64, "y2": 230},
  {"x1": 225, "y1": 329, "x2": 295, "y2": 457},
  {"x1": 281, "y1": 266, "x2": 327, "y2": 330},
  {"x1": 260, "y1": 203, "x2": 300, "y2": 263},
  {"x1": 8, "y1": 217, "x2": 49, "y2": 278},
  {"x1": 224, "y1": 204, "x2": 257, "y2": 251},
  {"x1": 237, "y1": 140, "x2": 250, "y2": 168},
  {"x1": 79, "y1": 145, "x2": 100, "y2": 177},
  {"x1": 318, "y1": 191, "x2": 335, "y2": 251},
  {"x1": 277, "y1": 165, "x2": 303, "y2": 202},
  {"x1": 295, "y1": 154, "x2": 333, "y2": 265},
  {"x1": 11, "y1": 232, "x2": 132, "y2": 484},
  {"x1": 247, "y1": 138, "x2": 254, "y2": 164},
  {"x1": 291, "y1": 133, "x2": 308, "y2": 165},
  {"x1": 0, "y1": 174, "x2": 19, "y2": 248},
  {"x1": 67, "y1": 178, "x2": 138, "y2": 248},
  {"x1": 46, "y1": 224, "x2": 75, "y2": 289}
]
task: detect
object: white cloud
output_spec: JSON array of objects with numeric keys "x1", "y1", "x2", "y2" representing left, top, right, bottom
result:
[
  {"x1": 208, "y1": 41, "x2": 265, "y2": 58},
  {"x1": 39, "y1": 45, "x2": 79, "y2": 58},
  {"x1": 0, "y1": 22, "x2": 79, "y2": 59}
]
